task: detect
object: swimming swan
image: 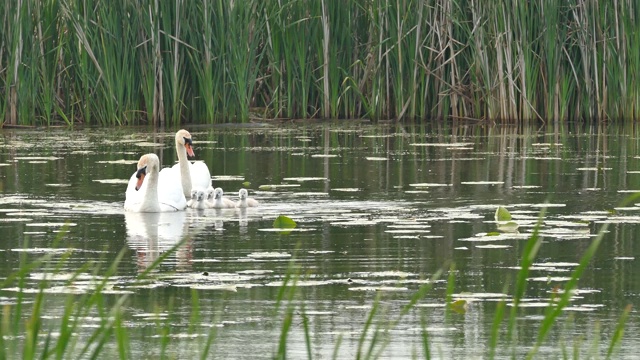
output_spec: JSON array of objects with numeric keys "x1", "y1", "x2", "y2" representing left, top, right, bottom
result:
[
  {"x1": 124, "y1": 154, "x2": 187, "y2": 212},
  {"x1": 208, "y1": 187, "x2": 236, "y2": 208},
  {"x1": 236, "y1": 189, "x2": 259, "y2": 208},
  {"x1": 187, "y1": 188, "x2": 208, "y2": 209},
  {"x1": 165, "y1": 129, "x2": 212, "y2": 198}
]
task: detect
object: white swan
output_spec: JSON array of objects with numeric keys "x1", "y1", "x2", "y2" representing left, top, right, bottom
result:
[
  {"x1": 207, "y1": 187, "x2": 236, "y2": 208},
  {"x1": 236, "y1": 189, "x2": 259, "y2": 208},
  {"x1": 124, "y1": 154, "x2": 187, "y2": 212},
  {"x1": 187, "y1": 188, "x2": 208, "y2": 209},
  {"x1": 167, "y1": 129, "x2": 212, "y2": 198}
]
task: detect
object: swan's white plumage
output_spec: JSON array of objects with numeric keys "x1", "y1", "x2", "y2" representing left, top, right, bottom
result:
[
  {"x1": 187, "y1": 188, "x2": 208, "y2": 209},
  {"x1": 170, "y1": 129, "x2": 212, "y2": 197},
  {"x1": 124, "y1": 154, "x2": 187, "y2": 212},
  {"x1": 236, "y1": 189, "x2": 259, "y2": 208},
  {"x1": 208, "y1": 187, "x2": 236, "y2": 208}
]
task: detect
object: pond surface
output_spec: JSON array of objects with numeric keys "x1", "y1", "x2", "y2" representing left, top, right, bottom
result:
[{"x1": 1, "y1": 122, "x2": 640, "y2": 358}]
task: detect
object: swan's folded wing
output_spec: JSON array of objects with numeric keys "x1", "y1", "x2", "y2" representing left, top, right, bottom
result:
[
  {"x1": 158, "y1": 169, "x2": 187, "y2": 211},
  {"x1": 190, "y1": 161, "x2": 212, "y2": 190}
]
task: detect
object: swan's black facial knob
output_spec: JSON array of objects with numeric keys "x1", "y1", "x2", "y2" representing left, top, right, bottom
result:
[{"x1": 135, "y1": 166, "x2": 147, "y2": 191}]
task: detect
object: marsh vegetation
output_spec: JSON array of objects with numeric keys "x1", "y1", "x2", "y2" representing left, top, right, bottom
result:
[{"x1": 2, "y1": 1, "x2": 640, "y2": 126}]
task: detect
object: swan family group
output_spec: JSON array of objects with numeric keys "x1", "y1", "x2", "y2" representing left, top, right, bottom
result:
[{"x1": 123, "y1": 130, "x2": 258, "y2": 213}]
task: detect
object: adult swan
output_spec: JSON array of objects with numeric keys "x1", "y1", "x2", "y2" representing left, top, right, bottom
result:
[
  {"x1": 125, "y1": 154, "x2": 187, "y2": 212},
  {"x1": 167, "y1": 129, "x2": 212, "y2": 198}
]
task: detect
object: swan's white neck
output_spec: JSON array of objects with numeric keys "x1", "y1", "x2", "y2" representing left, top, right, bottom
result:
[
  {"x1": 176, "y1": 139, "x2": 192, "y2": 197},
  {"x1": 139, "y1": 167, "x2": 161, "y2": 212}
]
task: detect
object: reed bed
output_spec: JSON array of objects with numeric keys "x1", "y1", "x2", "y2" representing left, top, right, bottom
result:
[{"x1": 1, "y1": 0, "x2": 640, "y2": 126}]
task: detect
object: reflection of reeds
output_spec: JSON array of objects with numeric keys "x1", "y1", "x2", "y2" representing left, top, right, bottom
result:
[{"x1": 2, "y1": 1, "x2": 640, "y2": 125}]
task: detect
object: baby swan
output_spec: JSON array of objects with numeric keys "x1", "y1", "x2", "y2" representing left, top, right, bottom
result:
[
  {"x1": 208, "y1": 187, "x2": 236, "y2": 208},
  {"x1": 187, "y1": 189, "x2": 208, "y2": 209},
  {"x1": 236, "y1": 189, "x2": 259, "y2": 208}
]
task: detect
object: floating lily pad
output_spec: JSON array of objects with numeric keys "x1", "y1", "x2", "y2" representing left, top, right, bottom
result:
[
  {"x1": 44, "y1": 183, "x2": 71, "y2": 187},
  {"x1": 462, "y1": 181, "x2": 505, "y2": 185},
  {"x1": 25, "y1": 222, "x2": 77, "y2": 227},
  {"x1": 257, "y1": 228, "x2": 314, "y2": 232},
  {"x1": 93, "y1": 179, "x2": 129, "y2": 184},
  {"x1": 282, "y1": 177, "x2": 328, "y2": 182},
  {"x1": 387, "y1": 224, "x2": 431, "y2": 229},
  {"x1": 135, "y1": 141, "x2": 165, "y2": 147},
  {"x1": 476, "y1": 244, "x2": 511, "y2": 249},
  {"x1": 247, "y1": 252, "x2": 291, "y2": 259},
  {"x1": 449, "y1": 299, "x2": 467, "y2": 314},
  {"x1": 409, "y1": 142, "x2": 473, "y2": 147},
  {"x1": 564, "y1": 306, "x2": 600, "y2": 312},
  {"x1": 348, "y1": 286, "x2": 410, "y2": 292},
  {"x1": 497, "y1": 222, "x2": 519, "y2": 232},
  {"x1": 495, "y1": 206, "x2": 512, "y2": 221},
  {"x1": 187, "y1": 284, "x2": 238, "y2": 291},
  {"x1": 331, "y1": 220, "x2": 378, "y2": 226},
  {"x1": 258, "y1": 184, "x2": 301, "y2": 191},
  {"x1": 508, "y1": 302, "x2": 551, "y2": 308},
  {"x1": 409, "y1": 183, "x2": 451, "y2": 187},
  {"x1": 14, "y1": 156, "x2": 61, "y2": 161},
  {"x1": 0, "y1": 218, "x2": 33, "y2": 222},
  {"x1": 360, "y1": 134, "x2": 394, "y2": 138},
  {"x1": 211, "y1": 175, "x2": 246, "y2": 181},
  {"x1": 311, "y1": 154, "x2": 338, "y2": 158},
  {"x1": 533, "y1": 262, "x2": 579, "y2": 267},
  {"x1": 95, "y1": 159, "x2": 138, "y2": 164},
  {"x1": 273, "y1": 215, "x2": 297, "y2": 229},
  {"x1": 384, "y1": 229, "x2": 431, "y2": 234},
  {"x1": 528, "y1": 276, "x2": 573, "y2": 282},
  {"x1": 453, "y1": 292, "x2": 508, "y2": 299}
]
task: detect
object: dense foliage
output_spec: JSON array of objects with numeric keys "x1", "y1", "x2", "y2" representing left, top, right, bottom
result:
[{"x1": 1, "y1": 0, "x2": 639, "y2": 125}]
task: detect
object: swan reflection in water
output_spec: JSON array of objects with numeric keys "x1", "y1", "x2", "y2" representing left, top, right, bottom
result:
[{"x1": 124, "y1": 211, "x2": 194, "y2": 272}]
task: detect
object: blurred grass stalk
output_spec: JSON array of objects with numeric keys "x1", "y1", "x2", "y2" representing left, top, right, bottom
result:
[{"x1": 1, "y1": 1, "x2": 639, "y2": 125}]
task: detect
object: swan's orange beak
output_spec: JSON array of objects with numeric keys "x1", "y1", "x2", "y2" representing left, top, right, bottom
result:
[
  {"x1": 185, "y1": 142, "x2": 195, "y2": 157},
  {"x1": 135, "y1": 166, "x2": 147, "y2": 191},
  {"x1": 135, "y1": 174, "x2": 145, "y2": 191}
]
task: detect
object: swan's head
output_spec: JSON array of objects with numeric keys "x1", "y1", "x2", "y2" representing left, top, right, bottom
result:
[
  {"x1": 206, "y1": 187, "x2": 215, "y2": 200},
  {"x1": 196, "y1": 189, "x2": 206, "y2": 202},
  {"x1": 214, "y1": 187, "x2": 224, "y2": 199},
  {"x1": 134, "y1": 154, "x2": 159, "y2": 191},
  {"x1": 239, "y1": 188, "x2": 248, "y2": 200},
  {"x1": 175, "y1": 129, "x2": 195, "y2": 157},
  {"x1": 190, "y1": 189, "x2": 198, "y2": 200}
]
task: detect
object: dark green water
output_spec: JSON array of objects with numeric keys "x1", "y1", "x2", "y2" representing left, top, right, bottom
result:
[{"x1": 1, "y1": 122, "x2": 640, "y2": 358}]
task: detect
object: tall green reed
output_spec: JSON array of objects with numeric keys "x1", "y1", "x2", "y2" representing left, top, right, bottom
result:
[{"x1": 3, "y1": 0, "x2": 640, "y2": 125}]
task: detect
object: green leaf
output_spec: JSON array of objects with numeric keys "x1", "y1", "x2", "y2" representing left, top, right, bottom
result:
[
  {"x1": 495, "y1": 206, "x2": 512, "y2": 222},
  {"x1": 259, "y1": 185, "x2": 274, "y2": 191},
  {"x1": 242, "y1": 181, "x2": 251, "y2": 188},
  {"x1": 449, "y1": 299, "x2": 467, "y2": 314},
  {"x1": 497, "y1": 221, "x2": 520, "y2": 233},
  {"x1": 273, "y1": 215, "x2": 297, "y2": 229}
]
